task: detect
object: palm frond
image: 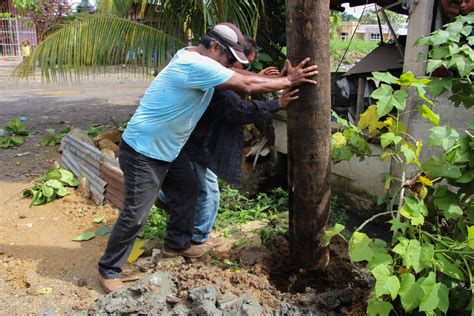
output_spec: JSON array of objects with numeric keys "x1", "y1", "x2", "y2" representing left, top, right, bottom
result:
[
  {"x1": 156, "y1": 0, "x2": 260, "y2": 41},
  {"x1": 13, "y1": 14, "x2": 184, "y2": 81}
]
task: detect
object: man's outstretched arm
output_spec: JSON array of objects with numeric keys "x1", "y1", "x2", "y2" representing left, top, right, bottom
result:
[{"x1": 217, "y1": 58, "x2": 317, "y2": 95}]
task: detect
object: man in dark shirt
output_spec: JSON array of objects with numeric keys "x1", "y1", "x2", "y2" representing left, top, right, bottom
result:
[{"x1": 180, "y1": 37, "x2": 298, "y2": 247}]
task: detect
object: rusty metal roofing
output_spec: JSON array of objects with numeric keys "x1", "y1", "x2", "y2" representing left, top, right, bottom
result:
[{"x1": 60, "y1": 132, "x2": 124, "y2": 210}]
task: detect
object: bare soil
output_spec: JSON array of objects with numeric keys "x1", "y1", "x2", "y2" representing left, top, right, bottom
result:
[{"x1": 0, "y1": 59, "x2": 370, "y2": 314}]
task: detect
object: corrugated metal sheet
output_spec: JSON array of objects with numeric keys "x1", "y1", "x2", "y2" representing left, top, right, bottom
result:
[
  {"x1": 60, "y1": 132, "x2": 124, "y2": 208},
  {"x1": 100, "y1": 161, "x2": 124, "y2": 211}
]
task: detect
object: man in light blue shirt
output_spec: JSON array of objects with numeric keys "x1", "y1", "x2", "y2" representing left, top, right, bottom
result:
[{"x1": 98, "y1": 22, "x2": 319, "y2": 293}]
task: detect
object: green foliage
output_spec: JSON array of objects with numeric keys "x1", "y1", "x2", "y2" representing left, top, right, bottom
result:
[
  {"x1": 331, "y1": 112, "x2": 372, "y2": 163},
  {"x1": 329, "y1": 11, "x2": 341, "y2": 40},
  {"x1": 12, "y1": 0, "x2": 40, "y2": 14},
  {"x1": 14, "y1": 0, "x2": 261, "y2": 80},
  {"x1": 72, "y1": 216, "x2": 112, "y2": 242},
  {"x1": 117, "y1": 118, "x2": 130, "y2": 132},
  {"x1": 23, "y1": 168, "x2": 79, "y2": 207},
  {"x1": 85, "y1": 123, "x2": 105, "y2": 138},
  {"x1": 332, "y1": 16, "x2": 474, "y2": 314},
  {"x1": 217, "y1": 186, "x2": 288, "y2": 224},
  {"x1": 417, "y1": 13, "x2": 474, "y2": 108},
  {"x1": 322, "y1": 223, "x2": 345, "y2": 247},
  {"x1": 0, "y1": 118, "x2": 29, "y2": 148},
  {"x1": 138, "y1": 205, "x2": 168, "y2": 240},
  {"x1": 40, "y1": 127, "x2": 70, "y2": 146},
  {"x1": 330, "y1": 38, "x2": 378, "y2": 71},
  {"x1": 344, "y1": 78, "x2": 474, "y2": 314}
]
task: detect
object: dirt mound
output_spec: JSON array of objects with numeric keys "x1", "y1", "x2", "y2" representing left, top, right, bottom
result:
[{"x1": 93, "y1": 234, "x2": 372, "y2": 315}]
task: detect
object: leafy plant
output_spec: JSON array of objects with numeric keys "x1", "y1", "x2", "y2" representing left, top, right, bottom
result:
[
  {"x1": 216, "y1": 185, "x2": 289, "y2": 235},
  {"x1": 138, "y1": 205, "x2": 168, "y2": 240},
  {"x1": 332, "y1": 62, "x2": 473, "y2": 315},
  {"x1": 40, "y1": 127, "x2": 70, "y2": 146},
  {"x1": 329, "y1": 15, "x2": 474, "y2": 313},
  {"x1": 117, "y1": 118, "x2": 130, "y2": 132},
  {"x1": 418, "y1": 12, "x2": 474, "y2": 108},
  {"x1": 23, "y1": 168, "x2": 79, "y2": 207},
  {"x1": 85, "y1": 123, "x2": 105, "y2": 138},
  {"x1": 0, "y1": 117, "x2": 29, "y2": 148}
]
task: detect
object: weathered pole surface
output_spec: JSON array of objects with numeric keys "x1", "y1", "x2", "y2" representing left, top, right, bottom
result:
[{"x1": 286, "y1": 0, "x2": 331, "y2": 269}]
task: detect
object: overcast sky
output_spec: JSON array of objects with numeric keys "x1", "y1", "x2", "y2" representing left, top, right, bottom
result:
[
  {"x1": 69, "y1": 2, "x2": 377, "y2": 17},
  {"x1": 342, "y1": 3, "x2": 377, "y2": 17}
]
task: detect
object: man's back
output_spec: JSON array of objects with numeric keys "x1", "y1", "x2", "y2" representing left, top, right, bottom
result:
[
  {"x1": 185, "y1": 89, "x2": 279, "y2": 184},
  {"x1": 123, "y1": 48, "x2": 234, "y2": 162}
]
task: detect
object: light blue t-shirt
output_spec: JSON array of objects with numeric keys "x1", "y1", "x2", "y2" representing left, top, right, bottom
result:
[{"x1": 122, "y1": 48, "x2": 234, "y2": 162}]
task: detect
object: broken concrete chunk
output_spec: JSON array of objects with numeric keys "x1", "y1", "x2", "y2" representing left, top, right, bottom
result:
[{"x1": 236, "y1": 293, "x2": 262, "y2": 316}]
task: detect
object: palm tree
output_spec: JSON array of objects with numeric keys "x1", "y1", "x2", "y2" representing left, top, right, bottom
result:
[{"x1": 15, "y1": 0, "x2": 263, "y2": 81}]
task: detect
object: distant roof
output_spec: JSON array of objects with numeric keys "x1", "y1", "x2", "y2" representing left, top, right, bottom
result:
[
  {"x1": 331, "y1": 0, "x2": 409, "y2": 14},
  {"x1": 343, "y1": 43, "x2": 404, "y2": 77}
]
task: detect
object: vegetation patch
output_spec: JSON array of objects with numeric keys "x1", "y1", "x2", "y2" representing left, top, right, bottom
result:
[
  {"x1": 330, "y1": 13, "x2": 474, "y2": 315},
  {"x1": 23, "y1": 167, "x2": 80, "y2": 207},
  {"x1": 0, "y1": 117, "x2": 29, "y2": 148}
]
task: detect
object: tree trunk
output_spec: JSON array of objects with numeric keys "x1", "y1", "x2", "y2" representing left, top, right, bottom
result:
[{"x1": 286, "y1": 0, "x2": 331, "y2": 269}]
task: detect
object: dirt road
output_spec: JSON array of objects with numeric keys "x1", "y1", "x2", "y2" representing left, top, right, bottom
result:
[{"x1": 0, "y1": 59, "x2": 149, "y2": 314}]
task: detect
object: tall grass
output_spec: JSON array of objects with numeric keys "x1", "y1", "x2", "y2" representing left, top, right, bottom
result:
[{"x1": 330, "y1": 38, "x2": 379, "y2": 71}]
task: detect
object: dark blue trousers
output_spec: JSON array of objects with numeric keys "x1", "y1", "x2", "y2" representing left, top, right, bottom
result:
[{"x1": 98, "y1": 140, "x2": 198, "y2": 278}]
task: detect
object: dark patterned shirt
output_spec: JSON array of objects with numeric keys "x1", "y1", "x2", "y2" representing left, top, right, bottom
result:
[{"x1": 184, "y1": 89, "x2": 280, "y2": 184}]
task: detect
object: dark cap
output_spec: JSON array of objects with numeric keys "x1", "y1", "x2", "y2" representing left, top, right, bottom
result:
[{"x1": 207, "y1": 22, "x2": 249, "y2": 64}]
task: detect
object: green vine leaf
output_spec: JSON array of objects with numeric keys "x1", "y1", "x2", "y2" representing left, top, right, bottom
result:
[
  {"x1": 349, "y1": 232, "x2": 374, "y2": 262},
  {"x1": 370, "y1": 72, "x2": 399, "y2": 84},
  {"x1": 428, "y1": 78, "x2": 453, "y2": 97},
  {"x1": 429, "y1": 30, "x2": 452, "y2": 46},
  {"x1": 434, "y1": 253, "x2": 464, "y2": 281},
  {"x1": 392, "y1": 238, "x2": 433, "y2": 273},
  {"x1": 400, "y1": 144, "x2": 417, "y2": 165},
  {"x1": 423, "y1": 156, "x2": 462, "y2": 179},
  {"x1": 426, "y1": 59, "x2": 444, "y2": 74},
  {"x1": 399, "y1": 196, "x2": 426, "y2": 226},
  {"x1": 322, "y1": 223, "x2": 345, "y2": 247},
  {"x1": 380, "y1": 132, "x2": 402, "y2": 148},
  {"x1": 371, "y1": 264, "x2": 393, "y2": 297},
  {"x1": 385, "y1": 275, "x2": 400, "y2": 300},
  {"x1": 419, "y1": 273, "x2": 449, "y2": 314},
  {"x1": 331, "y1": 132, "x2": 346, "y2": 148},
  {"x1": 429, "y1": 46, "x2": 450, "y2": 59},
  {"x1": 399, "y1": 273, "x2": 423, "y2": 312},
  {"x1": 358, "y1": 105, "x2": 382, "y2": 133},
  {"x1": 367, "y1": 298, "x2": 393, "y2": 316},
  {"x1": 417, "y1": 104, "x2": 440, "y2": 126},
  {"x1": 387, "y1": 218, "x2": 409, "y2": 234},
  {"x1": 367, "y1": 239, "x2": 392, "y2": 270},
  {"x1": 396, "y1": 71, "x2": 430, "y2": 87},
  {"x1": 372, "y1": 86, "x2": 408, "y2": 117},
  {"x1": 434, "y1": 186, "x2": 463, "y2": 219},
  {"x1": 450, "y1": 56, "x2": 469, "y2": 77},
  {"x1": 468, "y1": 226, "x2": 474, "y2": 249}
]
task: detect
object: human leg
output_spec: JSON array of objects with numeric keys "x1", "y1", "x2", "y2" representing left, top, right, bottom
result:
[
  {"x1": 161, "y1": 151, "x2": 200, "y2": 251},
  {"x1": 190, "y1": 162, "x2": 220, "y2": 243},
  {"x1": 98, "y1": 141, "x2": 169, "y2": 279}
]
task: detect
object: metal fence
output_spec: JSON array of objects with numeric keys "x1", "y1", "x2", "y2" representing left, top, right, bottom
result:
[{"x1": 0, "y1": 18, "x2": 37, "y2": 57}]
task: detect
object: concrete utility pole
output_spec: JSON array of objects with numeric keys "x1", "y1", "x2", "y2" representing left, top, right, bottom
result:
[{"x1": 286, "y1": 0, "x2": 331, "y2": 269}]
